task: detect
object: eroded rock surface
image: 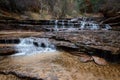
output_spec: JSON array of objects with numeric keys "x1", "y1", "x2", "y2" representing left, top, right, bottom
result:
[
  {"x1": 0, "y1": 52, "x2": 120, "y2": 80},
  {"x1": 0, "y1": 31, "x2": 120, "y2": 63},
  {"x1": 52, "y1": 31, "x2": 120, "y2": 63},
  {"x1": 0, "y1": 30, "x2": 120, "y2": 79}
]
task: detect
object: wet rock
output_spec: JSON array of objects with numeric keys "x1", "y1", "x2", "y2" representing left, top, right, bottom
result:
[
  {"x1": 50, "y1": 31, "x2": 120, "y2": 64},
  {"x1": 0, "y1": 47, "x2": 17, "y2": 56},
  {"x1": 33, "y1": 42, "x2": 39, "y2": 47},
  {"x1": 0, "y1": 30, "x2": 120, "y2": 64},
  {"x1": 50, "y1": 39, "x2": 78, "y2": 49},
  {"x1": 92, "y1": 56, "x2": 108, "y2": 65},
  {"x1": 79, "y1": 54, "x2": 93, "y2": 63},
  {"x1": 41, "y1": 43, "x2": 46, "y2": 48}
]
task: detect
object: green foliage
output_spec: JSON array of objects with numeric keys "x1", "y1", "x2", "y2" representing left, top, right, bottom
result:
[
  {"x1": 75, "y1": 0, "x2": 105, "y2": 13},
  {"x1": 75, "y1": 0, "x2": 86, "y2": 13},
  {"x1": 0, "y1": 0, "x2": 119, "y2": 19},
  {"x1": 90, "y1": 0, "x2": 105, "y2": 12}
]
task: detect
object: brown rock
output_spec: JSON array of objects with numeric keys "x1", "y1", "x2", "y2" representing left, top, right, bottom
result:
[
  {"x1": 92, "y1": 56, "x2": 108, "y2": 65},
  {"x1": 0, "y1": 47, "x2": 16, "y2": 55},
  {"x1": 79, "y1": 54, "x2": 93, "y2": 63}
]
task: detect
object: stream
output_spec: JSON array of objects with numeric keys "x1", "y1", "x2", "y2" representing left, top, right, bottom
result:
[
  {"x1": 0, "y1": 18, "x2": 119, "y2": 80},
  {"x1": 0, "y1": 37, "x2": 120, "y2": 80}
]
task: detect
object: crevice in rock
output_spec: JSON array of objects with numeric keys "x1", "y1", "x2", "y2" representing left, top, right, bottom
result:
[
  {"x1": 0, "y1": 71, "x2": 43, "y2": 80},
  {"x1": 52, "y1": 38, "x2": 120, "y2": 64}
]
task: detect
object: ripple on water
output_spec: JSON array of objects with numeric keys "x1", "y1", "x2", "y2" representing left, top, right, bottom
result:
[{"x1": 0, "y1": 51, "x2": 120, "y2": 80}]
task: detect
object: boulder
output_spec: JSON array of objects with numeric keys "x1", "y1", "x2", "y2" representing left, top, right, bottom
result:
[
  {"x1": 79, "y1": 54, "x2": 93, "y2": 63},
  {"x1": 92, "y1": 56, "x2": 108, "y2": 65}
]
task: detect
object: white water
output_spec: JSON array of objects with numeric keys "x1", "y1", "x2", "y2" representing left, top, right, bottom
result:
[
  {"x1": 62, "y1": 20, "x2": 65, "y2": 29},
  {"x1": 53, "y1": 18, "x2": 111, "y2": 31},
  {"x1": 66, "y1": 20, "x2": 78, "y2": 32},
  {"x1": 103, "y1": 24, "x2": 112, "y2": 30},
  {"x1": 55, "y1": 20, "x2": 58, "y2": 31},
  {"x1": 91, "y1": 23, "x2": 100, "y2": 30},
  {"x1": 80, "y1": 21, "x2": 86, "y2": 30},
  {"x1": 14, "y1": 37, "x2": 56, "y2": 56},
  {"x1": 80, "y1": 19, "x2": 111, "y2": 30}
]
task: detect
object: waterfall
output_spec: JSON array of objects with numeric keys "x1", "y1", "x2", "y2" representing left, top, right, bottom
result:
[
  {"x1": 91, "y1": 23, "x2": 100, "y2": 30},
  {"x1": 104, "y1": 24, "x2": 112, "y2": 30},
  {"x1": 80, "y1": 21, "x2": 86, "y2": 30},
  {"x1": 55, "y1": 20, "x2": 58, "y2": 31},
  {"x1": 62, "y1": 20, "x2": 65, "y2": 29},
  {"x1": 68, "y1": 20, "x2": 71, "y2": 27},
  {"x1": 53, "y1": 18, "x2": 111, "y2": 32},
  {"x1": 80, "y1": 17, "x2": 87, "y2": 30},
  {"x1": 67, "y1": 20, "x2": 78, "y2": 31},
  {"x1": 80, "y1": 21, "x2": 100, "y2": 30},
  {"x1": 14, "y1": 37, "x2": 56, "y2": 56}
]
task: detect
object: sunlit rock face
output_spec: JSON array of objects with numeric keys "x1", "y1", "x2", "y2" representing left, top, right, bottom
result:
[{"x1": 0, "y1": 52, "x2": 120, "y2": 80}]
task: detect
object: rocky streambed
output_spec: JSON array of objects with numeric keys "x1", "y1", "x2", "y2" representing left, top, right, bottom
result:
[
  {"x1": 0, "y1": 30, "x2": 120, "y2": 80},
  {"x1": 0, "y1": 17, "x2": 120, "y2": 80},
  {"x1": 0, "y1": 31, "x2": 120, "y2": 63},
  {"x1": 0, "y1": 51, "x2": 120, "y2": 80}
]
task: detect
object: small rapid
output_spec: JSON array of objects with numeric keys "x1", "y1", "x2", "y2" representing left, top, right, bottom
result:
[
  {"x1": 53, "y1": 17, "x2": 112, "y2": 32},
  {"x1": 14, "y1": 37, "x2": 56, "y2": 56}
]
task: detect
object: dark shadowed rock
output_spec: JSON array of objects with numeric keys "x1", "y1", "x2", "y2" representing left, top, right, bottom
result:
[
  {"x1": 33, "y1": 42, "x2": 39, "y2": 47},
  {"x1": 0, "y1": 46, "x2": 17, "y2": 56},
  {"x1": 41, "y1": 43, "x2": 46, "y2": 48},
  {"x1": 0, "y1": 30, "x2": 120, "y2": 64}
]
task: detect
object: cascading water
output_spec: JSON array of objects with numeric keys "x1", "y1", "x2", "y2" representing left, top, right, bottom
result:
[
  {"x1": 62, "y1": 20, "x2": 65, "y2": 29},
  {"x1": 80, "y1": 17, "x2": 87, "y2": 30},
  {"x1": 54, "y1": 20, "x2": 58, "y2": 31},
  {"x1": 53, "y1": 17, "x2": 111, "y2": 32},
  {"x1": 14, "y1": 37, "x2": 56, "y2": 56},
  {"x1": 80, "y1": 17, "x2": 100, "y2": 30},
  {"x1": 91, "y1": 22, "x2": 100, "y2": 30},
  {"x1": 80, "y1": 20, "x2": 111, "y2": 30},
  {"x1": 67, "y1": 20, "x2": 78, "y2": 31},
  {"x1": 80, "y1": 21, "x2": 86, "y2": 30},
  {"x1": 103, "y1": 24, "x2": 112, "y2": 30}
]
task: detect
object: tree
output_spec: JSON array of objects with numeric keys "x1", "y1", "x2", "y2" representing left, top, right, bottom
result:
[{"x1": 75, "y1": 0, "x2": 105, "y2": 13}]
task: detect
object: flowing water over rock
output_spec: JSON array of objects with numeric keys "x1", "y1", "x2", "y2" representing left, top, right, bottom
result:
[
  {"x1": 0, "y1": 18, "x2": 119, "y2": 80},
  {"x1": 0, "y1": 32, "x2": 119, "y2": 80},
  {"x1": 14, "y1": 37, "x2": 56, "y2": 56},
  {"x1": 53, "y1": 18, "x2": 112, "y2": 32},
  {"x1": 0, "y1": 37, "x2": 119, "y2": 80}
]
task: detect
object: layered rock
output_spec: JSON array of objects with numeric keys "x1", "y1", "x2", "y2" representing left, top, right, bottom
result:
[{"x1": 0, "y1": 30, "x2": 120, "y2": 64}]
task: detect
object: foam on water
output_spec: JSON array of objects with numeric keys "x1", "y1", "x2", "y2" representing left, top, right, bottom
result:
[
  {"x1": 14, "y1": 37, "x2": 56, "y2": 56},
  {"x1": 54, "y1": 20, "x2": 58, "y2": 31},
  {"x1": 62, "y1": 20, "x2": 65, "y2": 29},
  {"x1": 53, "y1": 18, "x2": 111, "y2": 31}
]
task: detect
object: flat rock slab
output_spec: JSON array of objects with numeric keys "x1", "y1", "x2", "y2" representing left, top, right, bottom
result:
[
  {"x1": 52, "y1": 30, "x2": 120, "y2": 52},
  {"x1": 0, "y1": 52, "x2": 120, "y2": 80},
  {"x1": 0, "y1": 30, "x2": 120, "y2": 63},
  {"x1": 0, "y1": 30, "x2": 120, "y2": 79}
]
